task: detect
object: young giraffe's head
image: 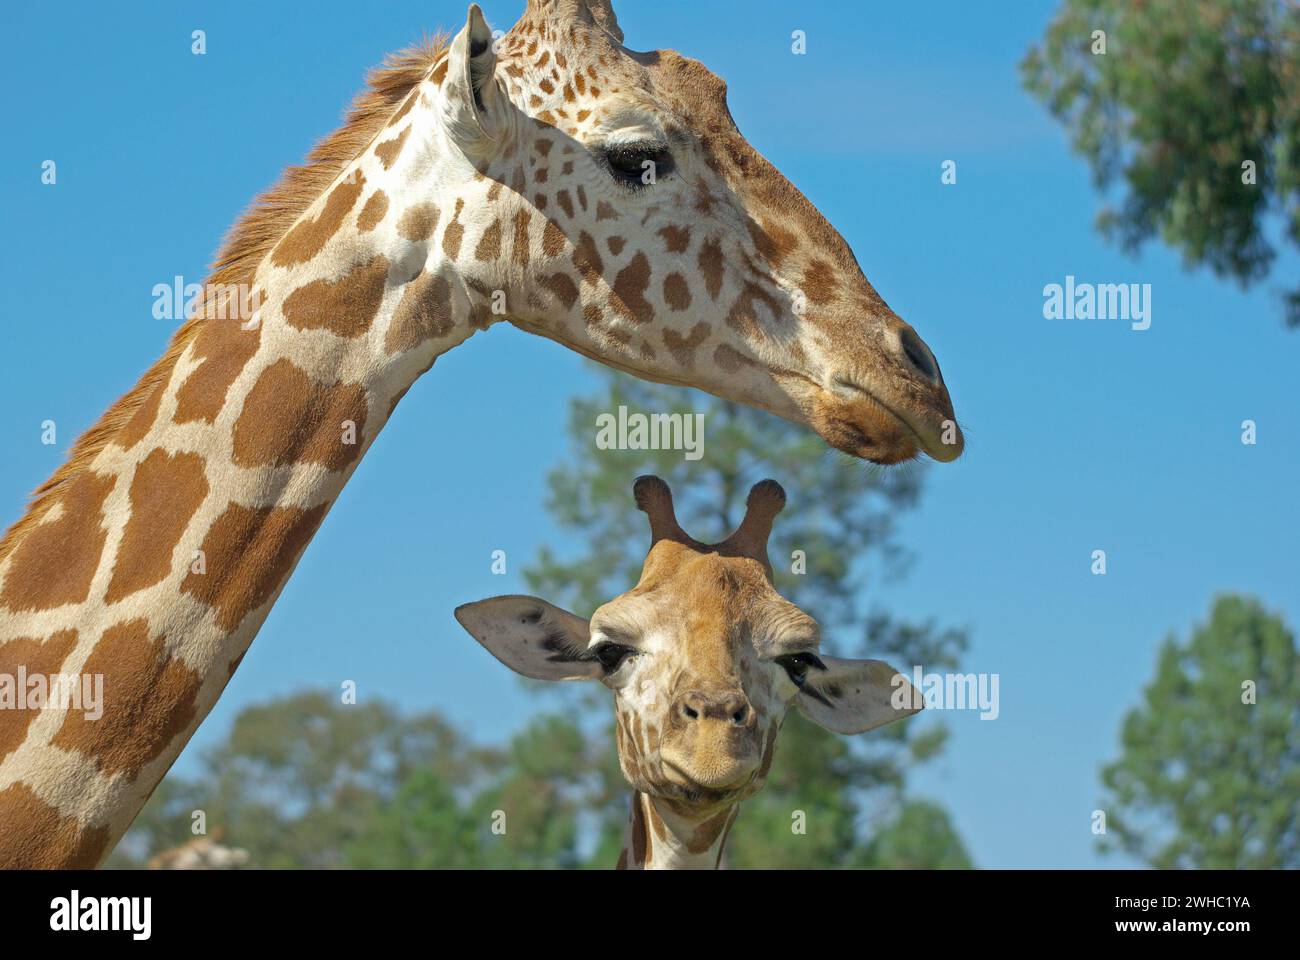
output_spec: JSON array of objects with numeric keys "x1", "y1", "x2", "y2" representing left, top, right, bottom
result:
[
  {"x1": 455, "y1": 476, "x2": 919, "y2": 866},
  {"x1": 419, "y1": 0, "x2": 962, "y2": 464}
]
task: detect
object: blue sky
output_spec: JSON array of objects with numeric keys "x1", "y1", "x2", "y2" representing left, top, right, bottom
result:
[{"x1": 2, "y1": 1, "x2": 1296, "y2": 868}]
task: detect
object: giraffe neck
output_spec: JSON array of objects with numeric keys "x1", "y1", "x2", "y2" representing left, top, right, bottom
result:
[
  {"x1": 615, "y1": 790, "x2": 739, "y2": 870},
  {"x1": 0, "y1": 66, "x2": 496, "y2": 867}
]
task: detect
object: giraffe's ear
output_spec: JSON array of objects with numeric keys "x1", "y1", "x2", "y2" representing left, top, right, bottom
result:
[
  {"x1": 454, "y1": 595, "x2": 602, "y2": 682},
  {"x1": 793, "y1": 656, "x2": 922, "y2": 735},
  {"x1": 442, "y1": 4, "x2": 505, "y2": 155}
]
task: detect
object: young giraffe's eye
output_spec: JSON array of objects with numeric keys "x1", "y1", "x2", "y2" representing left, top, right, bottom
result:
[
  {"x1": 775, "y1": 652, "x2": 826, "y2": 687},
  {"x1": 591, "y1": 642, "x2": 636, "y2": 674},
  {"x1": 600, "y1": 141, "x2": 675, "y2": 189}
]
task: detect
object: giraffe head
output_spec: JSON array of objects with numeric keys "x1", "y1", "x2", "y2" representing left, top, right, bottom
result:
[
  {"x1": 413, "y1": 0, "x2": 962, "y2": 464},
  {"x1": 455, "y1": 476, "x2": 920, "y2": 819}
]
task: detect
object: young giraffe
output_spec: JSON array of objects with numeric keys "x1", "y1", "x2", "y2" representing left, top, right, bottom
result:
[
  {"x1": 0, "y1": 0, "x2": 959, "y2": 868},
  {"x1": 456, "y1": 476, "x2": 921, "y2": 870}
]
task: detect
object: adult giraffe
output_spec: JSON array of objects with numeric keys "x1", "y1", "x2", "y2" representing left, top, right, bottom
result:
[{"x1": 0, "y1": 0, "x2": 961, "y2": 868}]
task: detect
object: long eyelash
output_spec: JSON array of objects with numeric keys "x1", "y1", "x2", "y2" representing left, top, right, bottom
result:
[
  {"x1": 541, "y1": 628, "x2": 589, "y2": 664},
  {"x1": 780, "y1": 652, "x2": 827, "y2": 670},
  {"x1": 598, "y1": 141, "x2": 673, "y2": 188},
  {"x1": 577, "y1": 642, "x2": 633, "y2": 663},
  {"x1": 782, "y1": 653, "x2": 831, "y2": 704},
  {"x1": 800, "y1": 683, "x2": 833, "y2": 707},
  {"x1": 603, "y1": 140, "x2": 664, "y2": 162}
]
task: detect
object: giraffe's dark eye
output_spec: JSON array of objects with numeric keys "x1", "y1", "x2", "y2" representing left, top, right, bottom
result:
[
  {"x1": 591, "y1": 642, "x2": 636, "y2": 673},
  {"x1": 775, "y1": 652, "x2": 825, "y2": 687},
  {"x1": 600, "y1": 141, "x2": 674, "y2": 189}
]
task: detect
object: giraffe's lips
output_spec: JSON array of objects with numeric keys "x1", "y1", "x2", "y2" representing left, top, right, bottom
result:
[{"x1": 814, "y1": 380, "x2": 963, "y2": 465}]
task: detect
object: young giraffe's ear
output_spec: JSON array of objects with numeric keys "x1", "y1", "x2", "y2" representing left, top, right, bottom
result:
[
  {"x1": 454, "y1": 596, "x2": 602, "y2": 682},
  {"x1": 794, "y1": 656, "x2": 922, "y2": 735},
  {"x1": 442, "y1": 4, "x2": 504, "y2": 155}
]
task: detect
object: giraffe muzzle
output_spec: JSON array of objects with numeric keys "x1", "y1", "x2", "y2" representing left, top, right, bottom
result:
[{"x1": 816, "y1": 356, "x2": 963, "y2": 464}]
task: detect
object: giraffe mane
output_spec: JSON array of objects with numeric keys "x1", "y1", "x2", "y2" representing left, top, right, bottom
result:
[{"x1": 0, "y1": 34, "x2": 448, "y2": 564}]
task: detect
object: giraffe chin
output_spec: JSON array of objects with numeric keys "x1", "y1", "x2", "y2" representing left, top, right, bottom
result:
[
  {"x1": 651, "y1": 779, "x2": 746, "y2": 817},
  {"x1": 810, "y1": 401, "x2": 923, "y2": 466},
  {"x1": 650, "y1": 758, "x2": 758, "y2": 815},
  {"x1": 803, "y1": 383, "x2": 960, "y2": 465}
]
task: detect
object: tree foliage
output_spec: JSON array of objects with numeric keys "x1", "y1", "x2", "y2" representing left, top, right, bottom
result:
[
  {"x1": 1098, "y1": 595, "x2": 1300, "y2": 868},
  {"x1": 109, "y1": 692, "x2": 604, "y2": 869},
  {"x1": 112, "y1": 689, "x2": 970, "y2": 869},
  {"x1": 1022, "y1": 0, "x2": 1300, "y2": 326}
]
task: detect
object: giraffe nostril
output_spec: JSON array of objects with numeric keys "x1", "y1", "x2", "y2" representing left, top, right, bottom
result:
[
  {"x1": 898, "y1": 327, "x2": 940, "y2": 383},
  {"x1": 731, "y1": 705, "x2": 748, "y2": 725},
  {"x1": 682, "y1": 703, "x2": 699, "y2": 720}
]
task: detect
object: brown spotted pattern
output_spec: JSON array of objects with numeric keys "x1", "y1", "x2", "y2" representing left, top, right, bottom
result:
[
  {"x1": 0, "y1": 472, "x2": 115, "y2": 612},
  {"x1": 281, "y1": 254, "x2": 390, "y2": 338},
  {"x1": 173, "y1": 315, "x2": 262, "y2": 425},
  {"x1": 180, "y1": 502, "x2": 329, "y2": 632},
  {"x1": 663, "y1": 321, "x2": 710, "y2": 367},
  {"x1": 374, "y1": 127, "x2": 410, "y2": 169},
  {"x1": 114, "y1": 380, "x2": 165, "y2": 449},
  {"x1": 357, "y1": 190, "x2": 389, "y2": 232},
  {"x1": 0, "y1": 783, "x2": 109, "y2": 869},
  {"x1": 232, "y1": 359, "x2": 369, "y2": 470},
  {"x1": 51, "y1": 618, "x2": 202, "y2": 780},
  {"x1": 0, "y1": 630, "x2": 79, "y2": 762},
  {"x1": 397, "y1": 202, "x2": 439, "y2": 241},
  {"x1": 104, "y1": 450, "x2": 209, "y2": 604},
  {"x1": 271, "y1": 173, "x2": 367, "y2": 268},
  {"x1": 386, "y1": 271, "x2": 455, "y2": 354}
]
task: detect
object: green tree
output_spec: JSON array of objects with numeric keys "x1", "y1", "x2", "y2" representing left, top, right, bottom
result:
[
  {"x1": 859, "y1": 798, "x2": 973, "y2": 869},
  {"x1": 109, "y1": 691, "x2": 480, "y2": 868},
  {"x1": 1022, "y1": 0, "x2": 1300, "y2": 326},
  {"x1": 348, "y1": 713, "x2": 597, "y2": 868},
  {"x1": 464, "y1": 715, "x2": 591, "y2": 868},
  {"x1": 1098, "y1": 595, "x2": 1300, "y2": 868},
  {"x1": 524, "y1": 370, "x2": 972, "y2": 868},
  {"x1": 110, "y1": 692, "x2": 604, "y2": 869},
  {"x1": 345, "y1": 769, "x2": 483, "y2": 868}
]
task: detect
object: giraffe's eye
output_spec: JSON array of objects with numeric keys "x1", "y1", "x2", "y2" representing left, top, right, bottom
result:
[
  {"x1": 775, "y1": 652, "x2": 825, "y2": 687},
  {"x1": 591, "y1": 642, "x2": 636, "y2": 673},
  {"x1": 600, "y1": 141, "x2": 674, "y2": 189}
]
